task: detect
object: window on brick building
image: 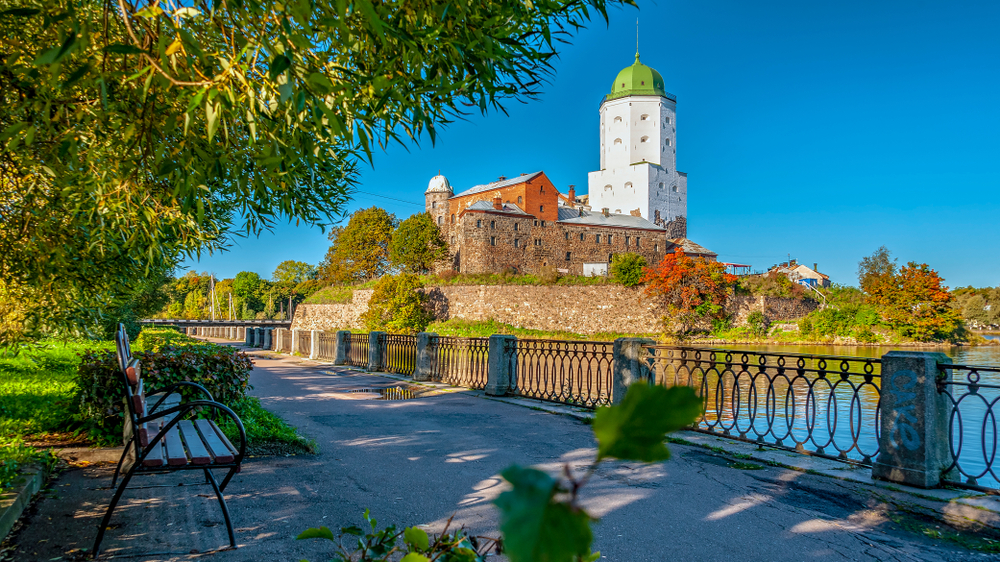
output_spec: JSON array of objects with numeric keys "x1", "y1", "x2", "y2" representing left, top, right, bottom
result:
[
  {"x1": 490, "y1": 237, "x2": 496, "y2": 246},
  {"x1": 437, "y1": 216, "x2": 442, "y2": 226},
  {"x1": 432, "y1": 201, "x2": 436, "y2": 209},
  {"x1": 514, "y1": 223, "x2": 519, "y2": 231},
  {"x1": 654, "y1": 243, "x2": 658, "y2": 252},
  {"x1": 607, "y1": 235, "x2": 613, "y2": 244},
  {"x1": 451, "y1": 214, "x2": 455, "y2": 224},
  {"x1": 566, "y1": 252, "x2": 571, "y2": 261},
  {"x1": 490, "y1": 220, "x2": 496, "y2": 229},
  {"x1": 636, "y1": 237, "x2": 640, "y2": 248},
  {"x1": 534, "y1": 220, "x2": 538, "y2": 226},
  {"x1": 518, "y1": 196, "x2": 523, "y2": 204},
  {"x1": 565, "y1": 232, "x2": 570, "y2": 240},
  {"x1": 625, "y1": 236, "x2": 630, "y2": 247},
  {"x1": 540, "y1": 220, "x2": 545, "y2": 227},
  {"x1": 580, "y1": 233, "x2": 585, "y2": 241},
  {"x1": 539, "y1": 205, "x2": 544, "y2": 213},
  {"x1": 595, "y1": 234, "x2": 601, "y2": 243},
  {"x1": 609, "y1": 253, "x2": 613, "y2": 263},
  {"x1": 514, "y1": 239, "x2": 520, "y2": 248},
  {"x1": 534, "y1": 238, "x2": 542, "y2": 246},
  {"x1": 450, "y1": 236, "x2": 455, "y2": 244}
]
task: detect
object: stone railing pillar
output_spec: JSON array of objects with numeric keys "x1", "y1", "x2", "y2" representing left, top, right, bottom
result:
[
  {"x1": 414, "y1": 333, "x2": 436, "y2": 381},
  {"x1": 291, "y1": 329, "x2": 300, "y2": 355},
  {"x1": 368, "y1": 331, "x2": 386, "y2": 372},
  {"x1": 262, "y1": 328, "x2": 273, "y2": 350},
  {"x1": 611, "y1": 338, "x2": 656, "y2": 405},
  {"x1": 334, "y1": 331, "x2": 350, "y2": 365},
  {"x1": 485, "y1": 335, "x2": 517, "y2": 396},
  {"x1": 243, "y1": 326, "x2": 252, "y2": 346},
  {"x1": 872, "y1": 351, "x2": 952, "y2": 488},
  {"x1": 254, "y1": 327, "x2": 264, "y2": 348},
  {"x1": 310, "y1": 330, "x2": 320, "y2": 360}
]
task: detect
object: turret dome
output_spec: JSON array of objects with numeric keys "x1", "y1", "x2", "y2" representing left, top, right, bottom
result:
[
  {"x1": 608, "y1": 53, "x2": 667, "y2": 101},
  {"x1": 426, "y1": 174, "x2": 452, "y2": 195}
]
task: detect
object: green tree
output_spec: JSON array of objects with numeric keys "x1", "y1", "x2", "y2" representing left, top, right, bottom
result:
[
  {"x1": 272, "y1": 261, "x2": 317, "y2": 284},
  {"x1": 0, "y1": 0, "x2": 629, "y2": 346},
  {"x1": 389, "y1": 213, "x2": 447, "y2": 274},
  {"x1": 609, "y1": 253, "x2": 647, "y2": 287},
  {"x1": 232, "y1": 271, "x2": 264, "y2": 314},
  {"x1": 320, "y1": 207, "x2": 398, "y2": 283},
  {"x1": 360, "y1": 274, "x2": 431, "y2": 334}
]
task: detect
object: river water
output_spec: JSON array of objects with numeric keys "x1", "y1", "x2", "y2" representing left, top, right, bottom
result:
[{"x1": 659, "y1": 340, "x2": 1000, "y2": 488}]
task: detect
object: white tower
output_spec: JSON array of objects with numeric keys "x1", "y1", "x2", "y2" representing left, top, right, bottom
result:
[{"x1": 587, "y1": 53, "x2": 687, "y2": 237}]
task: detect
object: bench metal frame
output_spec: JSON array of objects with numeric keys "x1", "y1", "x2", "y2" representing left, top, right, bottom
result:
[{"x1": 92, "y1": 324, "x2": 247, "y2": 559}]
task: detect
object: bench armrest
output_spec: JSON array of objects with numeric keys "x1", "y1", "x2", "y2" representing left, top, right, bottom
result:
[
  {"x1": 136, "y1": 400, "x2": 247, "y2": 466},
  {"x1": 147, "y1": 381, "x2": 214, "y2": 402}
]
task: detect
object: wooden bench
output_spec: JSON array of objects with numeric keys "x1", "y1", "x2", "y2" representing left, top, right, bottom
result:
[{"x1": 92, "y1": 324, "x2": 247, "y2": 559}]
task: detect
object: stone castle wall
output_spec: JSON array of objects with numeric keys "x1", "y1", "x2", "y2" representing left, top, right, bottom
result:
[{"x1": 291, "y1": 285, "x2": 818, "y2": 335}]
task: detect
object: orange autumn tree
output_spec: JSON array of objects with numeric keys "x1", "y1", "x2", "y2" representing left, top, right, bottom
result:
[
  {"x1": 865, "y1": 261, "x2": 962, "y2": 341},
  {"x1": 642, "y1": 249, "x2": 737, "y2": 336}
]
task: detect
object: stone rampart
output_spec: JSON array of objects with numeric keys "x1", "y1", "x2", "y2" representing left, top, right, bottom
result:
[{"x1": 291, "y1": 285, "x2": 818, "y2": 335}]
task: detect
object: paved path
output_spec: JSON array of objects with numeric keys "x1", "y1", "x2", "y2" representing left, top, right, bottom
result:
[{"x1": 5, "y1": 349, "x2": 996, "y2": 561}]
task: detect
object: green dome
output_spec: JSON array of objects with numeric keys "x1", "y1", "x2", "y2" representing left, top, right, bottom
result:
[{"x1": 608, "y1": 54, "x2": 667, "y2": 100}]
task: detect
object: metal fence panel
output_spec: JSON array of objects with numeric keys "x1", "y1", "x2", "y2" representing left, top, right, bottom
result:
[
  {"x1": 346, "y1": 333, "x2": 369, "y2": 367},
  {"x1": 649, "y1": 346, "x2": 882, "y2": 465},
  {"x1": 508, "y1": 339, "x2": 614, "y2": 408},
  {"x1": 380, "y1": 334, "x2": 417, "y2": 376},
  {"x1": 430, "y1": 336, "x2": 489, "y2": 389},
  {"x1": 938, "y1": 363, "x2": 1000, "y2": 490},
  {"x1": 297, "y1": 331, "x2": 312, "y2": 356},
  {"x1": 316, "y1": 332, "x2": 338, "y2": 360}
]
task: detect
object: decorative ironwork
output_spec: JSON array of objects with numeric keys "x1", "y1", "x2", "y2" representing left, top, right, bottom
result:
[
  {"x1": 938, "y1": 363, "x2": 1000, "y2": 490},
  {"x1": 346, "y1": 333, "x2": 370, "y2": 368},
  {"x1": 316, "y1": 332, "x2": 338, "y2": 360},
  {"x1": 429, "y1": 336, "x2": 489, "y2": 389},
  {"x1": 380, "y1": 334, "x2": 417, "y2": 376},
  {"x1": 648, "y1": 346, "x2": 882, "y2": 465},
  {"x1": 508, "y1": 339, "x2": 614, "y2": 408},
  {"x1": 297, "y1": 330, "x2": 312, "y2": 356}
]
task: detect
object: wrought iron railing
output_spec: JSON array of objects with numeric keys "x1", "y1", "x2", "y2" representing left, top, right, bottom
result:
[
  {"x1": 316, "y1": 332, "x2": 338, "y2": 360},
  {"x1": 297, "y1": 330, "x2": 312, "y2": 356},
  {"x1": 346, "y1": 333, "x2": 370, "y2": 368},
  {"x1": 648, "y1": 346, "x2": 882, "y2": 465},
  {"x1": 380, "y1": 334, "x2": 417, "y2": 376},
  {"x1": 507, "y1": 339, "x2": 614, "y2": 408},
  {"x1": 938, "y1": 363, "x2": 1000, "y2": 490},
  {"x1": 429, "y1": 336, "x2": 489, "y2": 389}
]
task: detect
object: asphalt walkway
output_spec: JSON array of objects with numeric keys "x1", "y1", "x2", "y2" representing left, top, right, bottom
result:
[{"x1": 5, "y1": 348, "x2": 997, "y2": 561}]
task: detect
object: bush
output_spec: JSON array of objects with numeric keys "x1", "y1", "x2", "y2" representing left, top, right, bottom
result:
[
  {"x1": 75, "y1": 344, "x2": 253, "y2": 443},
  {"x1": 360, "y1": 274, "x2": 432, "y2": 334},
  {"x1": 537, "y1": 265, "x2": 560, "y2": 284},
  {"x1": 610, "y1": 253, "x2": 647, "y2": 287},
  {"x1": 798, "y1": 316, "x2": 814, "y2": 336},
  {"x1": 747, "y1": 311, "x2": 769, "y2": 338},
  {"x1": 738, "y1": 272, "x2": 812, "y2": 300},
  {"x1": 135, "y1": 327, "x2": 209, "y2": 353}
]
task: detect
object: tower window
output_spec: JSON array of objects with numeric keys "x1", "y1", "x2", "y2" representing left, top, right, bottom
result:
[
  {"x1": 636, "y1": 238, "x2": 640, "y2": 248},
  {"x1": 541, "y1": 220, "x2": 546, "y2": 227},
  {"x1": 565, "y1": 232, "x2": 570, "y2": 240},
  {"x1": 566, "y1": 251, "x2": 571, "y2": 261},
  {"x1": 613, "y1": 138, "x2": 622, "y2": 145},
  {"x1": 604, "y1": 184, "x2": 612, "y2": 191},
  {"x1": 450, "y1": 236, "x2": 455, "y2": 244},
  {"x1": 579, "y1": 233, "x2": 585, "y2": 241},
  {"x1": 595, "y1": 234, "x2": 601, "y2": 243},
  {"x1": 514, "y1": 239, "x2": 520, "y2": 248},
  {"x1": 517, "y1": 196, "x2": 523, "y2": 204},
  {"x1": 654, "y1": 243, "x2": 658, "y2": 252},
  {"x1": 665, "y1": 116, "x2": 671, "y2": 124},
  {"x1": 625, "y1": 182, "x2": 633, "y2": 189},
  {"x1": 640, "y1": 114, "x2": 649, "y2": 121},
  {"x1": 451, "y1": 214, "x2": 455, "y2": 224},
  {"x1": 535, "y1": 238, "x2": 542, "y2": 246},
  {"x1": 476, "y1": 219, "x2": 482, "y2": 227},
  {"x1": 514, "y1": 223, "x2": 519, "y2": 231},
  {"x1": 437, "y1": 216, "x2": 442, "y2": 226},
  {"x1": 490, "y1": 220, "x2": 496, "y2": 229},
  {"x1": 490, "y1": 237, "x2": 496, "y2": 246},
  {"x1": 666, "y1": 138, "x2": 672, "y2": 146},
  {"x1": 640, "y1": 136, "x2": 649, "y2": 143},
  {"x1": 607, "y1": 235, "x2": 613, "y2": 245},
  {"x1": 614, "y1": 116, "x2": 622, "y2": 123},
  {"x1": 672, "y1": 185, "x2": 678, "y2": 193},
  {"x1": 431, "y1": 201, "x2": 436, "y2": 209},
  {"x1": 659, "y1": 183, "x2": 664, "y2": 189},
  {"x1": 539, "y1": 205, "x2": 544, "y2": 213}
]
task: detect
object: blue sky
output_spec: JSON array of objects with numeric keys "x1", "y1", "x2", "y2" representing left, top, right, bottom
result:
[{"x1": 182, "y1": 0, "x2": 1000, "y2": 288}]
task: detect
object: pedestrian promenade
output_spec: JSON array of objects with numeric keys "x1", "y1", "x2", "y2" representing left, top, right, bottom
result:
[{"x1": 5, "y1": 347, "x2": 996, "y2": 561}]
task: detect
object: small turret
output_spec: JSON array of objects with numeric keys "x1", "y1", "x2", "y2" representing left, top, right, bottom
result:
[{"x1": 425, "y1": 173, "x2": 453, "y2": 230}]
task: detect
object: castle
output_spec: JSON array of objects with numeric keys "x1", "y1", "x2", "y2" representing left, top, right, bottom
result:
[{"x1": 425, "y1": 53, "x2": 713, "y2": 276}]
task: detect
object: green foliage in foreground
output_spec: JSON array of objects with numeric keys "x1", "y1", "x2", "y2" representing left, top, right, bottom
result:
[
  {"x1": 361, "y1": 274, "x2": 432, "y2": 334},
  {"x1": 609, "y1": 253, "x2": 647, "y2": 287},
  {"x1": 299, "y1": 384, "x2": 702, "y2": 561}
]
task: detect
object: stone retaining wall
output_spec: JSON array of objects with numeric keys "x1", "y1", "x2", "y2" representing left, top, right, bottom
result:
[{"x1": 291, "y1": 285, "x2": 818, "y2": 335}]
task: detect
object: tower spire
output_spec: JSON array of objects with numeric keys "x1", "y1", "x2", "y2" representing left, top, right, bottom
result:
[{"x1": 636, "y1": 19, "x2": 640, "y2": 61}]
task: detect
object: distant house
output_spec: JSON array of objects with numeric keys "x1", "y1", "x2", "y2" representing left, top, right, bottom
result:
[
  {"x1": 768, "y1": 260, "x2": 830, "y2": 288},
  {"x1": 664, "y1": 238, "x2": 718, "y2": 261}
]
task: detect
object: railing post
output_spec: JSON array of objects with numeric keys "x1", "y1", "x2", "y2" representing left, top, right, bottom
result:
[
  {"x1": 243, "y1": 326, "x2": 252, "y2": 346},
  {"x1": 255, "y1": 327, "x2": 264, "y2": 348},
  {"x1": 611, "y1": 338, "x2": 656, "y2": 405},
  {"x1": 310, "y1": 330, "x2": 320, "y2": 360},
  {"x1": 368, "y1": 331, "x2": 386, "y2": 372},
  {"x1": 262, "y1": 328, "x2": 273, "y2": 350},
  {"x1": 486, "y1": 335, "x2": 516, "y2": 396},
  {"x1": 414, "y1": 333, "x2": 436, "y2": 382},
  {"x1": 291, "y1": 329, "x2": 300, "y2": 355},
  {"x1": 871, "y1": 351, "x2": 952, "y2": 488},
  {"x1": 334, "y1": 331, "x2": 350, "y2": 365}
]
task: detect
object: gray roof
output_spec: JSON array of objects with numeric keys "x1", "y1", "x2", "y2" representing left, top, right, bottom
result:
[
  {"x1": 450, "y1": 172, "x2": 544, "y2": 199},
  {"x1": 557, "y1": 207, "x2": 664, "y2": 230},
  {"x1": 666, "y1": 238, "x2": 717, "y2": 257},
  {"x1": 465, "y1": 200, "x2": 529, "y2": 214}
]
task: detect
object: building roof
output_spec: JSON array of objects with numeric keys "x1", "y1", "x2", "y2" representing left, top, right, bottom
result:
[
  {"x1": 426, "y1": 174, "x2": 452, "y2": 194},
  {"x1": 607, "y1": 53, "x2": 670, "y2": 101},
  {"x1": 450, "y1": 172, "x2": 544, "y2": 199},
  {"x1": 557, "y1": 207, "x2": 664, "y2": 230},
  {"x1": 665, "y1": 237, "x2": 718, "y2": 257},
  {"x1": 464, "y1": 200, "x2": 529, "y2": 215}
]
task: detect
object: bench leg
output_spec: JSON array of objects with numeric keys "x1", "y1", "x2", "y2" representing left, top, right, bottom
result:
[
  {"x1": 205, "y1": 468, "x2": 237, "y2": 549},
  {"x1": 111, "y1": 437, "x2": 134, "y2": 489},
  {"x1": 92, "y1": 465, "x2": 138, "y2": 559}
]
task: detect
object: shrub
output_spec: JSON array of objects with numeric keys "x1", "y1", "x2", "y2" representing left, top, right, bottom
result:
[
  {"x1": 75, "y1": 344, "x2": 253, "y2": 443},
  {"x1": 537, "y1": 265, "x2": 560, "y2": 284},
  {"x1": 135, "y1": 328, "x2": 209, "y2": 353},
  {"x1": 747, "y1": 311, "x2": 769, "y2": 338},
  {"x1": 437, "y1": 269, "x2": 459, "y2": 282},
  {"x1": 360, "y1": 274, "x2": 432, "y2": 334},
  {"x1": 798, "y1": 316, "x2": 814, "y2": 336},
  {"x1": 610, "y1": 253, "x2": 648, "y2": 287}
]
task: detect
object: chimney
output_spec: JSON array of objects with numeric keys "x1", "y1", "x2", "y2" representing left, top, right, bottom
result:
[
  {"x1": 493, "y1": 195, "x2": 503, "y2": 210},
  {"x1": 602, "y1": 208, "x2": 610, "y2": 217},
  {"x1": 497, "y1": 175, "x2": 507, "y2": 181},
  {"x1": 567, "y1": 185, "x2": 576, "y2": 203},
  {"x1": 814, "y1": 262, "x2": 818, "y2": 272}
]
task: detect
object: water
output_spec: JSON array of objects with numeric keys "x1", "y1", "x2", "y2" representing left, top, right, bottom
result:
[{"x1": 666, "y1": 342, "x2": 1000, "y2": 488}]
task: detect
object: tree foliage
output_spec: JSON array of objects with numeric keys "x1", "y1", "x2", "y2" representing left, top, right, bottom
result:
[
  {"x1": 609, "y1": 253, "x2": 646, "y2": 287},
  {"x1": 360, "y1": 273, "x2": 431, "y2": 334},
  {"x1": 320, "y1": 207, "x2": 397, "y2": 283},
  {"x1": 642, "y1": 249, "x2": 737, "y2": 335},
  {"x1": 858, "y1": 245, "x2": 897, "y2": 295},
  {"x1": 272, "y1": 260, "x2": 317, "y2": 284},
  {"x1": 389, "y1": 213, "x2": 447, "y2": 274},
  {"x1": 0, "y1": 0, "x2": 632, "y2": 345}
]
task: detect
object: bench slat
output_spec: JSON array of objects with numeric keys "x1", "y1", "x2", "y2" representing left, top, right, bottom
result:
[
  {"x1": 179, "y1": 420, "x2": 212, "y2": 465},
  {"x1": 162, "y1": 425, "x2": 188, "y2": 466},
  {"x1": 195, "y1": 419, "x2": 235, "y2": 464},
  {"x1": 132, "y1": 380, "x2": 145, "y2": 416},
  {"x1": 137, "y1": 421, "x2": 159, "y2": 448},
  {"x1": 142, "y1": 439, "x2": 165, "y2": 467}
]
